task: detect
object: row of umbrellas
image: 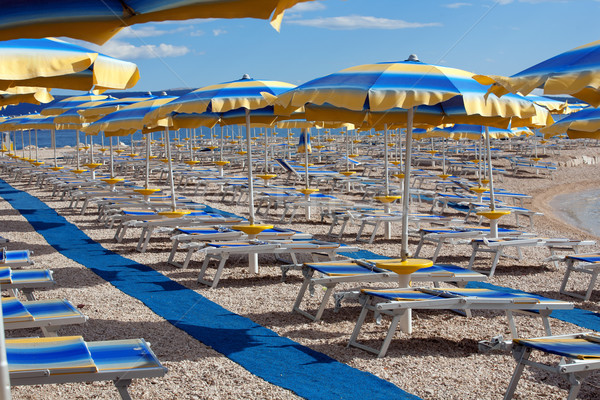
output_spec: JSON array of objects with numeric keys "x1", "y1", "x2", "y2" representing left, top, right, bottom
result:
[{"x1": 0, "y1": 2, "x2": 598, "y2": 396}]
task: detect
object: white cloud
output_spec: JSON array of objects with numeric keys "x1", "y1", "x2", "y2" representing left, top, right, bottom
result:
[
  {"x1": 288, "y1": 15, "x2": 441, "y2": 30},
  {"x1": 445, "y1": 2, "x2": 472, "y2": 8},
  {"x1": 190, "y1": 30, "x2": 205, "y2": 37},
  {"x1": 212, "y1": 29, "x2": 227, "y2": 36},
  {"x1": 115, "y1": 26, "x2": 168, "y2": 38},
  {"x1": 100, "y1": 40, "x2": 190, "y2": 59},
  {"x1": 288, "y1": 1, "x2": 327, "y2": 12}
]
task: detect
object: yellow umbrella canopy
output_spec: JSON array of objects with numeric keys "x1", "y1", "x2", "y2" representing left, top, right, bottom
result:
[
  {"x1": 0, "y1": 0, "x2": 317, "y2": 45},
  {"x1": 0, "y1": 38, "x2": 139, "y2": 93},
  {"x1": 0, "y1": 87, "x2": 53, "y2": 108}
]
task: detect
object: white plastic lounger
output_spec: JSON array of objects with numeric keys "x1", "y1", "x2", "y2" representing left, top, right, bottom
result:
[
  {"x1": 504, "y1": 333, "x2": 600, "y2": 400},
  {"x1": 8, "y1": 336, "x2": 167, "y2": 400},
  {"x1": 348, "y1": 287, "x2": 572, "y2": 357},
  {"x1": 292, "y1": 259, "x2": 487, "y2": 321}
]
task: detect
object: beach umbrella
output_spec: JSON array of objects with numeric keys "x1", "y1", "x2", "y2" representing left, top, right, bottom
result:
[
  {"x1": 475, "y1": 40, "x2": 600, "y2": 107},
  {"x1": 0, "y1": 0, "x2": 316, "y2": 45},
  {"x1": 0, "y1": 38, "x2": 139, "y2": 93},
  {"x1": 84, "y1": 95, "x2": 180, "y2": 202},
  {"x1": 152, "y1": 74, "x2": 296, "y2": 226},
  {"x1": 274, "y1": 55, "x2": 552, "y2": 264},
  {"x1": 0, "y1": 87, "x2": 53, "y2": 107},
  {"x1": 541, "y1": 107, "x2": 600, "y2": 139}
]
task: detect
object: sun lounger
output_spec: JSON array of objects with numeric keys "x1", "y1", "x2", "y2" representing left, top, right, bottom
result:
[
  {"x1": 559, "y1": 253, "x2": 600, "y2": 301},
  {"x1": 168, "y1": 227, "x2": 313, "y2": 268},
  {"x1": 292, "y1": 259, "x2": 487, "y2": 321},
  {"x1": 131, "y1": 214, "x2": 245, "y2": 252},
  {"x1": 196, "y1": 239, "x2": 355, "y2": 288},
  {"x1": 468, "y1": 237, "x2": 596, "y2": 278},
  {"x1": 1, "y1": 267, "x2": 55, "y2": 300},
  {"x1": 1, "y1": 248, "x2": 33, "y2": 267},
  {"x1": 504, "y1": 333, "x2": 600, "y2": 400},
  {"x1": 3, "y1": 297, "x2": 88, "y2": 336},
  {"x1": 413, "y1": 226, "x2": 528, "y2": 262},
  {"x1": 348, "y1": 287, "x2": 573, "y2": 357},
  {"x1": 8, "y1": 335, "x2": 167, "y2": 400}
]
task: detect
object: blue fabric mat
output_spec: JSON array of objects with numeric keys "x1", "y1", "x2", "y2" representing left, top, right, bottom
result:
[{"x1": 0, "y1": 179, "x2": 419, "y2": 400}]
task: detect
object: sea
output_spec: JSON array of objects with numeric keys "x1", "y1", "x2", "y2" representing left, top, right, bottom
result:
[{"x1": 550, "y1": 188, "x2": 600, "y2": 237}]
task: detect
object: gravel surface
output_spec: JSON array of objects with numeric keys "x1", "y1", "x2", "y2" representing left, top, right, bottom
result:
[{"x1": 3, "y1": 142, "x2": 600, "y2": 400}]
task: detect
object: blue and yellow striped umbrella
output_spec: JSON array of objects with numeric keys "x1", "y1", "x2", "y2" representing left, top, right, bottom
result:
[
  {"x1": 41, "y1": 94, "x2": 110, "y2": 116},
  {"x1": 0, "y1": 38, "x2": 139, "y2": 93},
  {"x1": 475, "y1": 40, "x2": 600, "y2": 107},
  {"x1": 0, "y1": 87, "x2": 53, "y2": 108},
  {"x1": 274, "y1": 57, "x2": 546, "y2": 123},
  {"x1": 541, "y1": 107, "x2": 600, "y2": 139},
  {"x1": 273, "y1": 55, "x2": 552, "y2": 259},
  {"x1": 0, "y1": 0, "x2": 315, "y2": 45},
  {"x1": 153, "y1": 74, "x2": 296, "y2": 120},
  {"x1": 151, "y1": 75, "x2": 296, "y2": 225},
  {"x1": 84, "y1": 95, "x2": 175, "y2": 137}
]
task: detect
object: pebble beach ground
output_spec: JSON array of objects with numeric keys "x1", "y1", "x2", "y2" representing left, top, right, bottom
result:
[{"x1": 3, "y1": 142, "x2": 600, "y2": 400}]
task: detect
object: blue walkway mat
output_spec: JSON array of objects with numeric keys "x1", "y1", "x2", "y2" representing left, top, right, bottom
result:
[{"x1": 0, "y1": 179, "x2": 419, "y2": 400}]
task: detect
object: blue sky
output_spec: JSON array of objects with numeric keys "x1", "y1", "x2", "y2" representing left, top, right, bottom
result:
[{"x1": 65, "y1": 0, "x2": 600, "y2": 93}]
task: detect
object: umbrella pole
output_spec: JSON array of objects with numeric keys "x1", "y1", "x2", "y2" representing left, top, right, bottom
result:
[
  {"x1": 52, "y1": 129, "x2": 57, "y2": 167},
  {"x1": 21, "y1": 130, "x2": 25, "y2": 158},
  {"x1": 164, "y1": 128, "x2": 177, "y2": 212},
  {"x1": 302, "y1": 129, "x2": 312, "y2": 220},
  {"x1": 34, "y1": 129, "x2": 38, "y2": 161},
  {"x1": 264, "y1": 128, "x2": 267, "y2": 172},
  {"x1": 245, "y1": 109, "x2": 256, "y2": 225},
  {"x1": 76, "y1": 130, "x2": 81, "y2": 170},
  {"x1": 484, "y1": 126, "x2": 500, "y2": 239},
  {"x1": 145, "y1": 133, "x2": 151, "y2": 189},
  {"x1": 401, "y1": 109, "x2": 414, "y2": 262},
  {"x1": 384, "y1": 124, "x2": 391, "y2": 239},
  {"x1": 28, "y1": 129, "x2": 32, "y2": 160},
  {"x1": 109, "y1": 136, "x2": 114, "y2": 178}
]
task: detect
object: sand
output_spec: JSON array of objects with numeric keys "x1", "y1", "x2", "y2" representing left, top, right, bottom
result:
[{"x1": 2, "y1": 142, "x2": 600, "y2": 400}]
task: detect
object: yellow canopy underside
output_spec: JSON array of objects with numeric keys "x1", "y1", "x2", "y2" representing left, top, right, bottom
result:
[{"x1": 0, "y1": 0, "x2": 314, "y2": 45}]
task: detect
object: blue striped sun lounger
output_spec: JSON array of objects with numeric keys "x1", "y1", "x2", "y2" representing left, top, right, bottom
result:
[
  {"x1": 3, "y1": 297, "x2": 88, "y2": 336},
  {"x1": 8, "y1": 336, "x2": 166, "y2": 399},
  {"x1": 0, "y1": 267, "x2": 55, "y2": 300},
  {"x1": 505, "y1": 333, "x2": 600, "y2": 400},
  {"x1": 348, "y1": 287, "x2": 572, "y2": 357},
  {"x1": 168, "y1": 227, "x2": 312, "y2": 268},
  {"x1": 292, "y1": 259, "x2": 487, "y2": 321},
  {"x1": 560, "y1": 253, "x2": 600, "y2": 301},
  {"x1": 1, "y1": 248, "x2": 33, "y2": 267},
  {"x1": 197, "y1": 239, "x2": 354, "y2": 288}
]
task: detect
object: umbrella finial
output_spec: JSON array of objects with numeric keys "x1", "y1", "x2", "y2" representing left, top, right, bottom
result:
[
  {"x1": 242, "y1": 74, "x2": 251, "y2": 80},
  {"x1": 406, "y1": 54, "x2": 420, "y2": 62}
]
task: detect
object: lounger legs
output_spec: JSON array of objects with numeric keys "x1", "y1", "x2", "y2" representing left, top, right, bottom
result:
[
  {"x1": 559, "y1": 260, "x2": 600, "y2": 301},
  {"x1": 503, "y1": 345, "x2": 531, "y2": 400},
  {"x1": 114, "y1": 378, "x2": 133, "y2": 400}
]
